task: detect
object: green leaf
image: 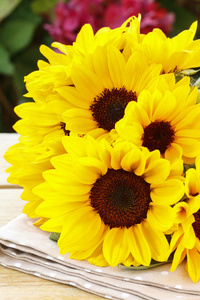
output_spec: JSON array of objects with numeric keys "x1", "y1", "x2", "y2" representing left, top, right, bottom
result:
[
  {"x1": 5, "y1": 0, "x2": 41, "y2": 22},
  {"x1": 0, "y1": 45, "x2": 14, "y2": 75},
  {"x1": 195, "y1": 77, "x2": 200, "y2": 89},
  {"x1": 158, "y1": 0, "x2": 197, "y2": 37},
  {"x1": 120, "y1": 258, "x2": 171, "y2": 270},
  {"x1": 13, "y1": 45, "x2": 43, "y2": 102},
  {"x1": 0, "y1": 19, "x2": 39, "y2": 55},
  {"x1": 0, "y1": 1, "x2": 41, "y2": 55},
  {"x1": 181, "y1": 69, "x2": 200, "y2": 76},
  {"x1": 31, "y1": 0, "x2": 60, "y2": 14},
  {"x1": 120, "y1": 262, "x2": 166, "y2": 270},
  {"x1": 197, "y1": 91, "x2": 200, "y2": 104},
  {"x1": 49, "y1": 232, "x2": 60, "y2": 242},
  {"x1": 0, "y1": 0, "x2": 22, "y2": 21},
  {"x1": 184, "y1": 163, "x2": 195, "y2": 173}
]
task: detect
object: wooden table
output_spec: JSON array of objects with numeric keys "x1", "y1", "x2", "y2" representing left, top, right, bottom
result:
[{"x1": 0, "y1": 133, "x2": 102, "y2": 300}]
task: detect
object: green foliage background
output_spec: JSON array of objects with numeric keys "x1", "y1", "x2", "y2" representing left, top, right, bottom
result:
[{"x1": 0, "y1": 0, "x2": 199, "y2": 132}]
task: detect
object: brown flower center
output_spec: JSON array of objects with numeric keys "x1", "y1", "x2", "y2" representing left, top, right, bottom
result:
[
  {"x1": 60, "y1": 122, "x2": 70, "y2": 136},
  {"x1": 142, "y1": 121, "x2": 175, "y2": 154},
  {"x1": 193, "y1": 210, "x2": 200, "y2": 240},
  {"x1": 90, "y1": 87, "x2": 137, "y2": 131},
  {"x1": 89, "y1": 169, "x2": 151, "y2": 228}
]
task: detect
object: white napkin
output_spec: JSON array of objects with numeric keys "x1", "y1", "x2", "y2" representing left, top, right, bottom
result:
[{"x1": 0, "y1": 214, "x2": 199, "y2": 300}]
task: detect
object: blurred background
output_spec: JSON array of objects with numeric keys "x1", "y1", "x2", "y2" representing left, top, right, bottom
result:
[{"x1": 0, "y1": 0, "x2": 200, "y2": 132}]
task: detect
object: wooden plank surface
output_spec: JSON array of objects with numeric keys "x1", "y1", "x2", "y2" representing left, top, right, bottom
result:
[{"x1": 0, "y1": 134, "x2": 103, "y2": 300}]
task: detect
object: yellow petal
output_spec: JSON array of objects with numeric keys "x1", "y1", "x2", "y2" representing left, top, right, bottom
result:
[
  {"x1": 164, "y1": 143, "x2": 182, "y2": 163},
  {"x1": 176, "y1": 138, "x2": 200, "y2": 158},
  {"x1": 123, "y1": 51, "x2": 148, "y2": 91},
  {"x1": 62, "y1": 136, "x2": 87, "y2": 157},
  {"x1": 147, "y1": 204, "x2": 173, "y2": 231},
  {"x1": 143, "y1": 158, "x2": 170, "y2": 184},
  {"x1": 107, "y1": 45, "x2": 125, "y2": 88},
  {"x1": 169, "y1": 227, "x2": 184, "y2": 253},
  {"x1": 71, "y1": 64, "x2": 103, "y2": 98},
  {"x1": 36, "y1": 199, "x2": 87, "y2": 218},
  {"x1": 182, "y1": 223, "x2": 196, "y2": 249},
  {"x1": 185, "y1": 168, "x2": 200, "y2": 197},
  {"x1": 59, "y1": 207, "x2": 104, "y2": 252},
  {"x1": 142, "y1": 221, "x2": 170, "y2": 262},
  {"x1": 187, "y1": 248, "x2": 200, "y2": 283},
  {"x1": 92, "y1": 46, "x2": 113, "y2": 89},
  {"x1": 64, "y1": 108, "x2": 92, "y2": 120},
  {"x1": 103, "y1": 227, "x2": 130, "y2": 266},
  {"x1": 127, "y1": 225, "x2": 151, "y2": 266},
  {"x1": 151, "y1": 179, "x2": 184, "y2": 205},
  {"x1": 88, "y1": 241, "x2": 110, "y2": 267},
  {"x1": 43, "y1": 170, "x2": 91, "y2": 195},
  {"x1": 115, "y1": 119, "x2": 143, "y2": 145},
  {"x1": 57, "y1": 86, "x2": 90, "y2": 109},
  {"x1": 152, "y1": 91, "x2": 177, "y2": 121},
  {"x1": 170, "y1": 243, "x2": 186, "y2": 272},
  {"x1": 34, "y1": 182, "x2": 90, "y2": 203},
  {"x1": 77, "y1": 156, "x2": 107, "y2": 176},
  {"x1": 40, "y1": 214, "x2": 67, "y2": 232},
  {"x1": 111, "y1": 141, "x2": 136, "y2": 169},
  {"x1": 66, "y1": 117, "x2": 97, "y2": 134},
  {"x1": 121, "y1": 148, "x2": 146, "y2": 175},
  {"x1": 176, "y1": 129, "x2": 200, "y2": 139}
]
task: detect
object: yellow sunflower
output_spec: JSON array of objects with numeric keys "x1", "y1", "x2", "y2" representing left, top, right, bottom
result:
[
  {"x1": 113, "y1": 75, "x2": 200, "y2": 163},
  {"x1": 25, "y1": 16, "x2": 141, "y2": 105},
  {"x1": 170, "y1": 156, "x2": 200, "y2": 282},
  {"x1": 4, "y1": 138, "x2": 65, "y2": 219},
  {"x1": 60, "y1": 45, "x2": 162, "y2": 137},
  {"x1": 4, "y1": 17, "x2": 142, "y2": 219},
  {"x1": 33, "y1": 136, "x2": 184, "y2": 267},
  {"x1": 4, "y1": 98, "x2": 71, "y2": 219},
  {"x1": 13, "y1": 98, "x2": 72, "y2": 146},
  {"x1": 129, "y1": 20, "x2": 200, "y2": 74},
  {"x1": 18, "y1": 16, "x2": 142, "y2": 146}
]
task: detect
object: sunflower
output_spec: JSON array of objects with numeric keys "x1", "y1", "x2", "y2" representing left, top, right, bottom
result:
[
  {"x1": 33, "y1": 136, "x2": 184, "y2": 267},
  {"x1": 60, "y1": 45, "x2": 162, "y2": 137},
  {"x1": 4, "y1": 98, "x2": 71, "y2": 218},
  {"x1": 4, "y1": 137, "x2": 66, "y2": 219},
  {"x1": 170, "y1": 156, "x2": 200, "y2": 282},
  {"x1": 13, "y1": 98, "x2": 72, "y2": 146},
  {"x1": 48, "y1": 15, "x2": 142, "y2": 68},
  {"x1": 129, "y1": 20, "x2": 200, "y2": 74},
  {"x1": 24, "y1": 16, "x2": 140, "y2": 105},
  {"x1": 4, "y1": 16, "x2": 142, "y2": 219},
  {"x1": 17, "y1": 16, "x2": 142, "y2": 146},
  {"x1": 113, "y1": 75, "x2": 200, "y2": 163}
]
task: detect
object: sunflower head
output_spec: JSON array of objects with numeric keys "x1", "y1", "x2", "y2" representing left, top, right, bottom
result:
[
  {"x1": 170, "y1": 155, "x2": 200, "y2": 282},
  {"x1": 113, "y1": 75, "x2": 200, "y2": 164},
  {"x1": 4, "y1": 15, "x2": 144, "y2": 222},
  {"x1": 61, "y1": 44, "x2": 162, "y2": 138},
  {"x1": 134, "y1": 20, "x2": 200, "y2": 73},
  {"x1": 33, "y1": 135, "x2": 184, "y2": 267}
]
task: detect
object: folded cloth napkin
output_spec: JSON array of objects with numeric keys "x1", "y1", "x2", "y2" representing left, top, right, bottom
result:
[{"x1": 0, "y1": 215, "x2": 200, "y2": 300}]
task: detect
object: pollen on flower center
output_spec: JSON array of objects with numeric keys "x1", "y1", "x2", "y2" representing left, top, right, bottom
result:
[
  {"x1": 90, "y1": 87, "x2": 137, "y2": 131},
  {"x1": 193, "y1": 210, "x2": 200, "y2": 240},
  {"x1": 142, "y1": 121, "x2": 175, "y2": 154},
  {"x1": 89, "y1": 169, "x2": 151, "y2": 228}
]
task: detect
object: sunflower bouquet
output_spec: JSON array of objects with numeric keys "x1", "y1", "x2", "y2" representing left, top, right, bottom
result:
[{"x1": 4, "y1": 15, "x2": 200, "y2": 283}]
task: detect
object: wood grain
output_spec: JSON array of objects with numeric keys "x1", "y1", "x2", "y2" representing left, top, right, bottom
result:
[{"x1": 0, "y1": 134, "x2": 103, "y2": 300}]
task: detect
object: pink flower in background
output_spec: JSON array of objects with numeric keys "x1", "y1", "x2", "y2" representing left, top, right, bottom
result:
[
  {"x1": 105, "y1": 0, "x2": 175, "y2": 35},
  {"x1": 44, "y1": 0, "x2": 105, "y2": 44},
  {"x1": 44, "y1": 0, "x2": 175, "y2": 44}
]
